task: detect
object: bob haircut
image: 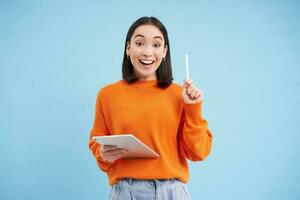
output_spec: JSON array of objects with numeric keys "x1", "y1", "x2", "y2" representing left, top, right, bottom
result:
[{"x1": 122, "y1": 16, "x2": 173, "y2": 88}]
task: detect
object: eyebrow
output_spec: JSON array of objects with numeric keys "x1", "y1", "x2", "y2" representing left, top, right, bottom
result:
[{"x1": 134, "y1": 34, "x2": 164, "y2": 41}]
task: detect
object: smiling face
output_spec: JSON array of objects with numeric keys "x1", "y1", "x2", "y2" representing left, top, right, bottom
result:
[{"x1": 126, "y1": 25, "x2": 168, "y2": 80}]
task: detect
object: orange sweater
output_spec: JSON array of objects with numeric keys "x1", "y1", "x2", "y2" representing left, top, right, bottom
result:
[{"x1": 89, "y1": 79, "x2": 213, "y2": 185}]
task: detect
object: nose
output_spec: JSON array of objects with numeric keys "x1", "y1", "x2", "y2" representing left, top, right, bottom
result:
[{"x1": 142, "y1": 45, "x2": 153, "y2": 57}]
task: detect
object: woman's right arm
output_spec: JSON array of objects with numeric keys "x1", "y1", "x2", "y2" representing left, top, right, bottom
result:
[
  {"x1": 89, "y1": 91, "x2": 113, "y2": 171},
  {"x1": 89, "y1": 91, "x2": 128, "y2": 171}
]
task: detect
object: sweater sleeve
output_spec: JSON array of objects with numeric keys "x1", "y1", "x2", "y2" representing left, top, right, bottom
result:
[
  {"x1": 178, "y1": 102, "x2": 213, "y2": 161},
  {"x1": 88, "y1": 91, "x2": 112, "y2": 172}
]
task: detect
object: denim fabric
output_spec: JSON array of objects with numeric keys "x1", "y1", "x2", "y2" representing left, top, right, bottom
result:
[{"x1": 109, "y1": 178, "x2": 191, "y2": 200}]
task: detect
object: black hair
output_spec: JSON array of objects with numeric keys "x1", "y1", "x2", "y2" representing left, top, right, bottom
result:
[{"x1": 122, "y1": 16, "x2": 173, "y2": 88}]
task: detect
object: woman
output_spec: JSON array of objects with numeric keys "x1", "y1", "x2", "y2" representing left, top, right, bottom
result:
[{"x1": 89, "y1": 16, "x2": 213, "y2": 200}]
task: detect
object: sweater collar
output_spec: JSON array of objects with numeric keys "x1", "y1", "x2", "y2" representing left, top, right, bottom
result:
[{"x1": 134, "y1": 79, "x2": 157, "y2": 86}]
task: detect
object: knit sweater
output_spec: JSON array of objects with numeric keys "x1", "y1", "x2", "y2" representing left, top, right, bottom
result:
[{"x1": 89, "y1": 79, "x2": 213, "y2": 185}]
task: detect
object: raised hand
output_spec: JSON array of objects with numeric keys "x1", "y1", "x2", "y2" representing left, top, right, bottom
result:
[{"x1": 182, "y1": 79, "x2": 203, "y2": 104}]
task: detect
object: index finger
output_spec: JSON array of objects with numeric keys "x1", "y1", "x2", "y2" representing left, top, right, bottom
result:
[{"x1": 184, "y1": 79, "x2": 193, "y2": 88}]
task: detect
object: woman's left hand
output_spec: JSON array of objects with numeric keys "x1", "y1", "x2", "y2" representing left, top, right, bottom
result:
[{"x1": 182, "y1": 79, "x2": 204, "y2": 104}]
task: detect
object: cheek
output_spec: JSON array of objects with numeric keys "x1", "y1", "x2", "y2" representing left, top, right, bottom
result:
[
  {"x1": 130, "y1": 48, "x2": 142, "y2": 58},
  {"x1": 156, "y1": 49, "x2": 165, "y2": 57}
]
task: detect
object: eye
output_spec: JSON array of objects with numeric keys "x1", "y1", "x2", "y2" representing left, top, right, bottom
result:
[
  {"x1": 135, "y1": 42, "x2": 143, "y2": 47},
  {"x1": 153, "y1": 44, "x2": 161, "y2": 48}
]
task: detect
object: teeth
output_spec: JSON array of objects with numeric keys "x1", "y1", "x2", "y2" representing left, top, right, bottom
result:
[{"x1": 140, "y1": 59, "x2": 154, "y2": 64}]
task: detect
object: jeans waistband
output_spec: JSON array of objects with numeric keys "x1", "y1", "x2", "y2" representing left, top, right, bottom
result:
[{"x1": 123, "y1": 178, "x2": 180, "y2": 185}]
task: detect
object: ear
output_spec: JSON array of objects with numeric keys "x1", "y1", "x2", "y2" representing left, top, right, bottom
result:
[
  {"x1": 163, "y1": 44, "x2": 168, "y2": 58},
  {"x1": 126, "y1": 41, "x2": 130, "y2": 57}
]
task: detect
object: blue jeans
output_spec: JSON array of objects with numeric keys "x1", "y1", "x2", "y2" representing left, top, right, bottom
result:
[{"x1": 109, "y1": 178, "x2": 192, "y2": 200}]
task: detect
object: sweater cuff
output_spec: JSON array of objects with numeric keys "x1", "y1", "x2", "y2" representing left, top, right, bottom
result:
[{"x1": 184, "y1": 102, "x2": 202, "y2": 121}]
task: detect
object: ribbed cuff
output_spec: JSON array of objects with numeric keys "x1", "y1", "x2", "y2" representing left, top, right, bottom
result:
[{"x1": 184, "y1": 102, "x2": 202, "y2": 121}]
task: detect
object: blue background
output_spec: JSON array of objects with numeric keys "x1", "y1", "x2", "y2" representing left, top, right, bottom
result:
[{"x1": 1, "y1": 0, "x2": 299, "y2": 199}]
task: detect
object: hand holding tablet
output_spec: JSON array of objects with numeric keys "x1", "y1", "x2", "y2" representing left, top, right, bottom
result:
[
  {"x1": 99, "y1": 144, "x2": 128, "y2": 163},
  {"x1": 93, "y1": 134, "x2": 159, "y2": 163}
]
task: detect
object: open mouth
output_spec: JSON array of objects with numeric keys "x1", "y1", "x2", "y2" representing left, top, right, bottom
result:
[{"x1": 139, "y1": 59, "x2": 155, "y2": 65}]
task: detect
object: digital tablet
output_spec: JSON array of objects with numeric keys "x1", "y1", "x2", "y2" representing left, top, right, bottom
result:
[{"x1": 92, "y1": 134, "x2": 159, "y2": 158}]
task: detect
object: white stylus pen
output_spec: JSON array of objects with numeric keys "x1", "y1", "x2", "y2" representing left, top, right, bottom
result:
[{"x1": 185, "y1": 54, "x2": 189, "y2": 80}]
